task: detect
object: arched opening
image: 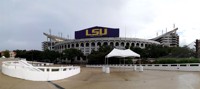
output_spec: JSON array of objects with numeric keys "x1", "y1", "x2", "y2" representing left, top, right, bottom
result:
[
  {"x1": 131, "y1": 43, "x2": 135, "y2": 47},
  {"x1": 68, "y1": 44, "x2": 70, "y2": 48},
  {"x1": 141, "y1": 43, "x2": 144, "y2": 47},
  {"x1": 86, "y1": 43, "x2": 89, "y2": 47},
  {"x1": 115, "y1": 42, "x2": 119, "y2": 46},
  {"x1": 126, "y1": 43, "x2": 130, "y2": 47},
  {"x1": 97, "y1": 42, "x2": 101, "y2": 46},
  {"x1": 76, "y1": 43, "x2": 79, "y2": 47},
  {"x1": 91, "y1": 42, "x2": 95, "y2": 47},
  {"x1": 136, "y1": 43, "x2": 140, "y2": 47},
  {"x1": 125, "y1": 43, "x2": 130, "y2": 48},
  {"x1": 103, "y1": 42, "x2": 108, "y2": 46},
  {"x1": 81, "y1": 43, "x2": 84, "y2": 47},
  {"x1": 121, "y1": 42, "x2": 124, "y2": 46},
  {"x1": 65, "y1": 44, "x2": 67, "y2": 49},
  {"x1": 71, "y1": 44, "x2": 74, "y2": 48},
  {"x1": 110, "y1": 42, "x2": 114, "y2": 46}
]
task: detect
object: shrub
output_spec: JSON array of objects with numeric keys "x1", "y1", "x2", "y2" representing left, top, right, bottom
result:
[{"x1": 154, "y1": 58, "x2": 200, "y2": 64}]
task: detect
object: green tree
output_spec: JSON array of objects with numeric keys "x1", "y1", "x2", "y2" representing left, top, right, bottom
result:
[
  {"x1": 14, "y1": 50, "x2": 27, "y2": 58},
  {"x1": 130, "y1": 47, "x2": 146, "y2": 58},
  {"x1": 63, "y1": 48, "x2": 84, "y2": 64},
  {"x1": 14, "y1": 49, "x2": 60, "y2": 63},
  {"x1": 3, "y1": 50, "x2": 10, "y2": 58},
  {"x1": 145, "y1": 45, "x2": 169, "y2": 58},
  {"x1": 167, "y1": 46, "x2": 195, "y2": 58},
  {"x1": 25, "y1": 50, "x2": 43, "y2": 61},
  {"x1": 42, "y1": 49, "x2": 60, "y2": 63},
  {"x1": 88, "y1": 45, "x2": 113, "y2": 64}
]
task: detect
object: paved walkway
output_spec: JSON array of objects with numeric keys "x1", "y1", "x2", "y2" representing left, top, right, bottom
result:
[{"x1": 53, "y1": 68, "x2": 200, "y2": 89}]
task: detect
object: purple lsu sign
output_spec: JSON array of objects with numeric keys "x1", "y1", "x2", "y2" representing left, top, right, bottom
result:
[{"x1": 75, "y1": 26, "x2": 119, "y2": 39}]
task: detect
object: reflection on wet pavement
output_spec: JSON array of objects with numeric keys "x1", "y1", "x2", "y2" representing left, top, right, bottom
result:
[{"x1": 178, "y1": 73, "x2": 200, "y2": 89}]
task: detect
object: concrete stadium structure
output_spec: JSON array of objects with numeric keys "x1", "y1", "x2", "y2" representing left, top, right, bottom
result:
[
  {"x1": 53, "y1": 37, "x2": 160, "y2": 55},
  {"x1": 150, "y1": 27, "x2": 179, "y2": 47},
  {"x1": 42, "y1": 26, "x2": 179, "y2": 63},
  {"x1": 43, "y1": 26, "x2": 161, "y2": 54}
]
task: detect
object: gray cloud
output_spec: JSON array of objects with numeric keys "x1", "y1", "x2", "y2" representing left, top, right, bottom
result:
[
  {"x1": 1, "y1": 0, "x2": 198, "y2": 51},
  {"x1": 0, "y1": 0, "x2": 129, "y2": 51}
]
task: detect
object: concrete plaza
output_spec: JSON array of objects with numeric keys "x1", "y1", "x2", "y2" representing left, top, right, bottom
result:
[{"x1": 0, "y1": 59, "x2": 200, "y2": 89}]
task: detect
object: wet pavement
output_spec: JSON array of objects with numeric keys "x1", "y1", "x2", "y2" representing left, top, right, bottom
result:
[
  {"x1": 53, "y1": 68, "x2": 200, "y2": 89},
  {"x1": 0, "y1": 59, "x2": 200, "y2": 89}
]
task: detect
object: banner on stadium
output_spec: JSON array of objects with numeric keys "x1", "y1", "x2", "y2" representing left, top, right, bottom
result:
[{"x1": 75, "y1": 26, "x2": 119, "y2": 39}]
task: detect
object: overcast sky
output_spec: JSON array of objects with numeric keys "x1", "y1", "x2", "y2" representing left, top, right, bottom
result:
[{"x1": 1, "y1": 0, "x2": 200, "y2": 51}]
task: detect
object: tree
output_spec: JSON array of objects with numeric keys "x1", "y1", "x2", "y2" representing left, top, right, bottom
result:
[
  {"x1": 3, "y1": 50, "x2": 10, "y2": 58},
  {"x1": 130, "y1": 45, "x2": 175, "y2": 58},
  {"x1": 88, "y1": 45, "x2": 113, "y2": 64},
  {"x1": 167, "y1": 46, "x2": 195, "y2": 58},
  {"x1": 14, "y1": 49, "x2": 61, "y2": 63},
  {"x1": 63, "y1": 48, "x2": 84, "y2": 64},
  {"x1": 130, "y1": 47, "x2": 146, "y2": 58},
  {"x1": 42, "y1": 49, "x2": 60, "y2": 63},
  {"x1": 25, "y1": 50, "x2": 43, "y2": 61},
  {"x1": 14, "y1": 50, "x2": 27, "y2": 58},
  {"x1": 130, "y1": 44, "x2": 195, "y2": 59}
]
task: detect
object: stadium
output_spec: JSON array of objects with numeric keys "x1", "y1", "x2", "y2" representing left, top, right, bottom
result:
[{"x1": 42, "y1": 26, "x2": 179, "y2": 62}]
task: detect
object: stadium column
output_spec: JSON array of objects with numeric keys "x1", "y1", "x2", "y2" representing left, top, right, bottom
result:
[
  {"x1": 78, "y1": 43, "x2": 81, "y2": 50},
  {"x1": 60, "y1": 45, "x2": 62, "y2": 53},
  {"x1": 89, "y1": 42, "x2": 91, "y2": 54},
  {"x1": 95, "y1": 42, "x2": 97, "y2": 51},
  {"x1": 83, "y1": 42, "x2": 86, "y2": 55}
]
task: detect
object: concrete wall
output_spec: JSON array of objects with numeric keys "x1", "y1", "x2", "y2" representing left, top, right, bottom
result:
[
  {"x1": 86, "y1": 64, "x2": 200, "y2": 72},
  {"x1": 2, "y1": 61, "x2": 80, "y2": 81}
]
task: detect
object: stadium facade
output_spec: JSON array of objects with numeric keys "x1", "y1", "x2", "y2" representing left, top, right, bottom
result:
[
  {"x1": 150, "y1": 28, "x2": 179, "y2": 47},
  {"x1": 42, "y1": 26, "x2": 179, "y2": 56}
]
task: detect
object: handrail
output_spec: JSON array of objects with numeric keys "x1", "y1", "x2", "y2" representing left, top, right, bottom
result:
[
  {"x1": 3, "y1": 61, "x2": 42, "y2": 72},
  {"x1": 86, "y1": 64, "x2": 200, "y2": 71},
  {"x1": 2, "y1": 60, "x2": 81, "y2": 81}
]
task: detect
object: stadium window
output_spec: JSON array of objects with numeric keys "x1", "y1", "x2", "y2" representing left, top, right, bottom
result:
[
  {"x1": 126, "y1": 43, "x2": 130, "y2": 46},
  {"x1": 91, "y1": 42, "x2": 95, "y2": 47},
  {"x1": 81, "y1": 43, "x2": 84, "y2": 47},
  {"x1": 121, "y1": 42, "x2": 124, "y2": 46},
  {"x1": 131, "y1": 43, "x2": 135, "y2": 47},
  {"x1": 68, "y1": 44, "x2": 70, "y2": 48},
  {"x1": 141, "y1": 43, "x2": 144, "y2": 47},
  {"x1": 103, "y1": 42, "x2": 108, "y2": 46},
  {"x1": 115, "y1": 42, "x2": 119, "y2": 46},
  {"x1": 72, "y1": 44, "x2": 74, "y2": 48},
  {"x1": 97, "y1": 42, "x2": 101, "y2": 46},
  {"x1": 76, "y1": 43, "x2": 79, "y2": 47},
  {"x1": 86, "y1": 43, "x2": 89, "y2": 47},
  {"x1": 110, "y1": 42, "x2": 114, "y2": 46},
  {"x1": 145, "y1": 44, "x2": 147, "y2": 47},
  {"x1": 136, "y1": 43, "x2": 139, "y2": 47}
]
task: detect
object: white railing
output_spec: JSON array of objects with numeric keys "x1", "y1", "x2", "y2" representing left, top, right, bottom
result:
[
  {"x1": 29, "y1": 61, "x2": 54, "y2": 66},
  {"x1": 86, "y1": 64, "x2": 200, "y2": 71},
  {"x1": 2, "y1": 60, "x2": 80, "y2": 81}
]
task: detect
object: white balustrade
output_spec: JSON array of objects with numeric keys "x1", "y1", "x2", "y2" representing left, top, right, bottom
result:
[
  {"x1": 86, "y1": 63, "x2": 200, "y2": 72},
  {"x1": 1, "y1": 60, "x2": 80, "y2": 81}
]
